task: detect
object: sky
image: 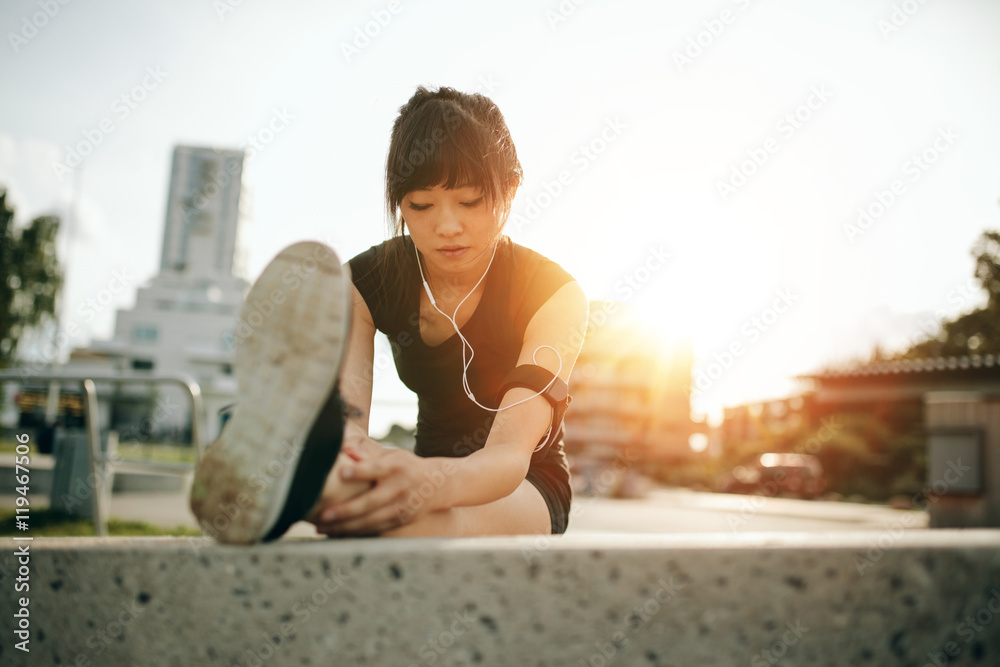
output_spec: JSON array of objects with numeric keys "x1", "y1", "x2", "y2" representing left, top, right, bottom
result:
[{"x1": 2, "y1": 0, "x2": 999, "y2": 433}]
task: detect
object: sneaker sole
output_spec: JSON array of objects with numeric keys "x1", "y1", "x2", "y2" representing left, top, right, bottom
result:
[{"x1": 189, "y1": 241, "x2": 351, "y2": 544}]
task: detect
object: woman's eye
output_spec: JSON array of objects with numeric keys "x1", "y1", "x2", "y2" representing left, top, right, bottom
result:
[
  {"x1": 408, "y1": 202, "x2": 431, "y2": 211},
  {"x1": 461, "y1": 197, "x2": 484, "y2": 208}
]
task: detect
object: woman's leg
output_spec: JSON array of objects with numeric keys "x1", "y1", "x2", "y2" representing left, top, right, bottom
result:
[{"x1": 380, "y1": 477, "x2": 551, "y2": 537}]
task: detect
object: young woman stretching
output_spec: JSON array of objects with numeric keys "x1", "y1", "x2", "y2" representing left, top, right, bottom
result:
[{"x1": 190, "y1": 86, "x2": 589, "y2": 543}]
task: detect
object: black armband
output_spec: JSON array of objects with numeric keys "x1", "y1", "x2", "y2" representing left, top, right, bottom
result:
[{"x1": 496, "y1": 365, "x2": 572, "y2": 448}]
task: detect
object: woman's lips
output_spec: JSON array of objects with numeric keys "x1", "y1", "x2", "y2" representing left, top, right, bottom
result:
[{"x1": 437, "y1": 247, "x2": 469, "y2": 259}]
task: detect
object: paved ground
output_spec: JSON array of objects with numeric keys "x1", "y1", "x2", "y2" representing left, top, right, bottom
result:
[
  {"x1": 567, "y1": 487, "x2": 928, "y2": 533},
  {"x1": 2, "y1": 484, "x2": 928, "y2": 538},
  {"x1": 3, "y1": 451, "x2": 929, "y2": 536}
]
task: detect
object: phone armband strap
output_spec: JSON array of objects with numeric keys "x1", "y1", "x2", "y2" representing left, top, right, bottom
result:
[{"x1": 496, "y1": 364, "x2": 572, "y2": 435}]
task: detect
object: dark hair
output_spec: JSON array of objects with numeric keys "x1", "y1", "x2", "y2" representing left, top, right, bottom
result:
[
  {"x1": 370, "y1": 86, "x2": 522, "y2": 301},
  {"x1": 385, "y1": 85, "x2": 522, "y2": 233}
]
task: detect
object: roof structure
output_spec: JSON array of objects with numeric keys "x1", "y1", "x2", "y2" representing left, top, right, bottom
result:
[{"x1": 801, "y1": 354, "x2": 999, "y2": 380}]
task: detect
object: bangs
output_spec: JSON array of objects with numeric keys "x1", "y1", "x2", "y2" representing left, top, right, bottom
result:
[{"x1": 386, "y1": 98, "x2": 507, "y2": 221}]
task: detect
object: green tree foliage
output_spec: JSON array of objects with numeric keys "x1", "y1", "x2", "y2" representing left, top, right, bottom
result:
[
  {"x1": 900, "y1": 230, "x2": 1000, "y2": 358},
  {"x1": 0, "y1": 187, "x2": 64, "y2": 368}
]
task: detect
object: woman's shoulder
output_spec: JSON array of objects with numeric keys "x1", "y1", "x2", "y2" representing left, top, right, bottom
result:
[
  {"x1": 348, "y1": 235, "x2": 411, "y2": 268},
  {"x1": 501, "y1": 238, "x2": 578, "y2": 333},
  {"x1": 347, "y1": 236, "x2": 413, "y2": 286},
  {"x1": 505, "y1": 238, "x2": 577, "y2": 285},
  {"x1": 346, "y1": 236, "x2": 415, "y2": 334}
]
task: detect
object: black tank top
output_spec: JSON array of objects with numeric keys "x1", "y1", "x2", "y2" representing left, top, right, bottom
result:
[{"x1": 347, "y1": 235, "x2": 575, "y2": 465}]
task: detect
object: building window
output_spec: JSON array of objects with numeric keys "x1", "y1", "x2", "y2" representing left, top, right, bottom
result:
[
  {"x1": 133, "y1": 324, "x2": 158, "y2": 343},
  {"x1": 221, "y1": 363, "x2": 233, "y2": 375},
  {"x1": 131, "y1": 359, "x2": 155, "y2": 371}
]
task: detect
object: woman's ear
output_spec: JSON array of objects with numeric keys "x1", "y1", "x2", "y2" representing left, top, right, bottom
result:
[{"x1": 507, "y1": 172, "x2": 521, "y2": 193}]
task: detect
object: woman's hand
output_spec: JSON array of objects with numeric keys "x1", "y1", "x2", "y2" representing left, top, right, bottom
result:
[{"x1": 312, "y1": 447, "x2": 444, "y2": 536}]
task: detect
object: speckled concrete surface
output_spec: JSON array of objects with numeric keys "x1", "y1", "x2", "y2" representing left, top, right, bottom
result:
[{"x1": 2, "y1": 531, "x2": 999, "y2": 666}]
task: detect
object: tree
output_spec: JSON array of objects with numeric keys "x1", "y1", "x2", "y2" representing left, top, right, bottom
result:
[
  {"x1": 0, "y1": 187, "x2": 64, "y2": 369},
  {"x1": 898, "y1": 229, "x2": 1000, "y2": 359}
]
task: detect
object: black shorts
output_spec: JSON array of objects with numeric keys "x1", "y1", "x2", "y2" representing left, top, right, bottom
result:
[{"x1": 525, "y1": 459, "x2": 573, "y2": 535}]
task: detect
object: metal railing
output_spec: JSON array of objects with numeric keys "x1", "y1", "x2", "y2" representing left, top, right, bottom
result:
[{"x1": 0, "y1": 371, "x2": 206, "y2": 536}]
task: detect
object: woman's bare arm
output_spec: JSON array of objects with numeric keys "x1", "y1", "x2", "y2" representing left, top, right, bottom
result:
[
  {"x1": 432, "y1": 280, "x2": 590, "y2": 510},
  {"x1": 337, "y1": 282, "x2": 385, "y2": 458},
  {"x1": 314, "y1": 279, "x2": 589, "y2": 532}
]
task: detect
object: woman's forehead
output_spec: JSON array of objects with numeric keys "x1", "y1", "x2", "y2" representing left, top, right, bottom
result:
[{"x1": 408, "y1": 182, "x2": 482, "y2": 194}]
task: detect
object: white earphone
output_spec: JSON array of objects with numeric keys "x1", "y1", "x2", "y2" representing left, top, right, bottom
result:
[{"x1": 414, "y1": 238, "x2": 563, "y2": 452}]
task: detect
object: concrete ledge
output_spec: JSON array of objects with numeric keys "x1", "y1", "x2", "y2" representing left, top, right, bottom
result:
[{"x1": 4, "y1": 531, "x2": 1000, "y2": 666}]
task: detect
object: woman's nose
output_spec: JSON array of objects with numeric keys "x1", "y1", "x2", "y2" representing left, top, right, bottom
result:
[{"x1": 434, "y1": 205, "x2": 463, "y2": 236}]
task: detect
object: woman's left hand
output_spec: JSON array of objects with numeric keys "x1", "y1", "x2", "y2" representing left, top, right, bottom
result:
[{"x1": 312, "y1": 448, "x2": 443, "y2": 536}]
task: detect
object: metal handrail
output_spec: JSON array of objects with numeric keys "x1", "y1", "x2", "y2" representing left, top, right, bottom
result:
[{"x1": 0, "y1": 370, "x2": 206, "y2": 537}]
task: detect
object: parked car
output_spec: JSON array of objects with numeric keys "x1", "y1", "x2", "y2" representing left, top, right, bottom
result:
[{"x1": 716, "y1": 453, "x2": 826, "y2": 499}]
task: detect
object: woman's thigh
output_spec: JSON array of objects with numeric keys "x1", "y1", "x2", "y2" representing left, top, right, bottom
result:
[{"x1": 381, "y1": 478, "x2": 551, "y2": 537}]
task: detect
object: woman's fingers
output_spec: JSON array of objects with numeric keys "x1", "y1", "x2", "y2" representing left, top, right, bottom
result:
[
  {"x1": 313, "y1": 449, "x2": 430, "y2": 534},
  {"x1": 339, "y1": 449, "x2": 398, "y2": 482},
  {"x1": 320, "y1": 474, "x2": 404, "y2": 523}
]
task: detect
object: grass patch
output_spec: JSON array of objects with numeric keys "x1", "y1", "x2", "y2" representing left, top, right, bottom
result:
[
  {"x1": 0, "y1": 508, "x2": 203, "y2": 537},
  {"x1": 1, "y1": 437, "x2": 197, "y2": 465}
]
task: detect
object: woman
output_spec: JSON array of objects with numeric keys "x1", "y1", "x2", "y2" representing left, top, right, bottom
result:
[{"x1": 190, "y1": 86, "x2": 588, "y2": 543}]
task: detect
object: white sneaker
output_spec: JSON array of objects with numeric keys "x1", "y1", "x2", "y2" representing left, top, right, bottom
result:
[{"x1": 189, "y1": 241, "x2": 352, "y2": 544}]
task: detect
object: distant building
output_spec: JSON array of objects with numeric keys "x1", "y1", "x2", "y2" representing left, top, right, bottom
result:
[
  {"x1": 720, "y1": 394, "x2": 811, "y2": 449},
  {"x1": 803, "y1": 354, "x2": 1000, "y2": 526},
  {"x1": 720, "y1": 355, "x2": 1000, "y2": 454},
  {"x1": 74, "y1": 146, "x2": 251, "y2": 441},
  {"x1": 718, "y1": 354, "x2": 1000, "y2": 526},
  {"x1": 565, "y1": 301, "x2": 703, "y2": 464}
]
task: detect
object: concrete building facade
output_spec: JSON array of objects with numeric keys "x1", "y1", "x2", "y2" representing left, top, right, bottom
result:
[{"x1": 81, "y1": 146, "x2": 251, "y2": 442}]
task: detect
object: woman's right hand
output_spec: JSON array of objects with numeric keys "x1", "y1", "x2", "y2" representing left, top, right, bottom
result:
[{"x1": 343, "y1": 422, "x2": 386, "y2": 460}]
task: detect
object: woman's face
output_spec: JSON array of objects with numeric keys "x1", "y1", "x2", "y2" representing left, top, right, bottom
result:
[{"x1": 402, "y1": 183, "x2": 500, "y2": 279}]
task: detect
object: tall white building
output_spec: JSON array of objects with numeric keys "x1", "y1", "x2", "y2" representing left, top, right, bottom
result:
[{"x1": 86, "y1": 146, "x2": 251, "y2": 441}]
